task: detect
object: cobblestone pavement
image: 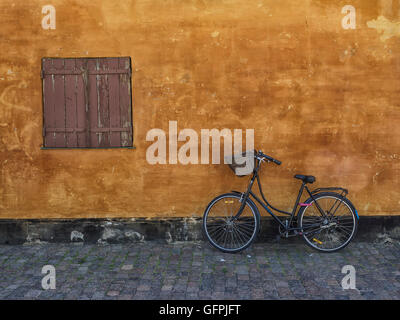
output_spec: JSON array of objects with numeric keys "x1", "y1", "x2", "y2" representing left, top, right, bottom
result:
[{"x1": 0, "y1": 241, "x2": 399, "y2": 300}]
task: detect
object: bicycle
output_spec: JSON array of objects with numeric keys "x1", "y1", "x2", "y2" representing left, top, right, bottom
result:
[{"x1": 202, "y1": 150, "x2": 359, "y2": 253}]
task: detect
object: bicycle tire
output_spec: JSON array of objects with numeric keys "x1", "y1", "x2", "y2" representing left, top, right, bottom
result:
[
  {"x1": 298, "y1": 192, "x2": 358, "y2": 252},
  {"x1": 202, "y1": 193, "x2": 260, "y2": 253}
]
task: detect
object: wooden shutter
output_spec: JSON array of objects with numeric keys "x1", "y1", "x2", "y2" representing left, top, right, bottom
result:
[{"x1": 42, "y1": 57, "x2": 133, "y2": 148}]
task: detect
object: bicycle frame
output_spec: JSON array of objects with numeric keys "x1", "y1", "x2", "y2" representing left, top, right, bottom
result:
[{"x1": 232, "y1": 157, "x2": 348, "y2": 234}]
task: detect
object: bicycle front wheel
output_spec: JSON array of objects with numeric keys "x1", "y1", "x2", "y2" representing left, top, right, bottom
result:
[
  {"x1": 298, "y1": 192, "x2": 358, "y2": 252},
  {"x1": 203, "y1": 193, "x2": 259, "y2": 253}
]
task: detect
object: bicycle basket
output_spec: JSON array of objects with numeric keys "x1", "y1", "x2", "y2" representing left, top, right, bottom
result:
[{"x1": 225, "y1": 150, "x2": 256, "y2": 177}]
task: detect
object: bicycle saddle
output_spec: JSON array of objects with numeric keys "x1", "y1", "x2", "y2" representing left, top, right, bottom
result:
[{"x1": 294, "y1": 174, "x2": 316, "y2": 184}]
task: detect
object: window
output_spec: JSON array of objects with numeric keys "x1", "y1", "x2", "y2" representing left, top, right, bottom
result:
[{"x1": 41, "y1": 57, "x2": 133, "y2": 148}]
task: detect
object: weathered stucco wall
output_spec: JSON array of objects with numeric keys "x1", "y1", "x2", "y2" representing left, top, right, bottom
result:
[{"x1": 0, "y1": 0, "x2": 399, "y2": 218}]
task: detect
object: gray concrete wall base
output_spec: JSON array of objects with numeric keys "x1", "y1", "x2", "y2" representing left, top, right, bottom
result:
[{"x1": 0, "y1": 216, "x2": 399, "y2": 245}]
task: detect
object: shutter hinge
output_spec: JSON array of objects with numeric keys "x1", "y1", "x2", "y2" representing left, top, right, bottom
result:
[
  {"x1": 40, "y1": 69, "x2": 44, "y2": 79},
  {"x1": 42, "y1": 127, "x2": 46, "y2": 137}
]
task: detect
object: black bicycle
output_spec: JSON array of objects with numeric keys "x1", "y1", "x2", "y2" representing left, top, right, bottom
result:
[{"x1": 202, "y1": 150, "x2": 359, "y2": 253}]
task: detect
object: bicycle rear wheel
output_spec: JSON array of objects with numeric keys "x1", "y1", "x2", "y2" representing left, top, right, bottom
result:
[
  {"x1": 203, "y1": 193, "x2": 259, "y2": 253},
  {"x1": 298, "y1": 192, "x2": 358, "y2": 252}
]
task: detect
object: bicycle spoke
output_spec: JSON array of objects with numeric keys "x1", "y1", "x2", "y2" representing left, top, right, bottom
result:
[
  {"x1": 304, "y1": 227, "x2": 323, "y2": 236},
  {"x1": 301, "y1": 222, "x2": 321, "y2": 229},
  {"x1": 208, "y1": 225, "x2": 224, "y2": 234},
  {"x1": 207, "y1": 221, "x2": 225, "y2": 228},
  {"x1": 213, "y1": 226, "x2": 227, "y2": 244},
  {"x1": 234, "y1": 223, "x2": 253, "y2": 239},
  {"x1": 235, "y1": 222, "x2": 255, "y2": 232},
  {"x1": 222, "y1": 229, "x2": 229, "y2": 248},
  {"x1": 208, "y1": 225, "x2": 225, "y2": 237},
  {"x1": 231, "y1": 230, "x2": 239, "y2": 249},
  {"x1": 335, "y1": 225, "x2": 352, "y2": 235},
  {"x1": 232, "y1": 226, "x2": 245, "y2": 248},
  {"x1": 235, "y1": 223, "x2": 254, "y2": 230}
]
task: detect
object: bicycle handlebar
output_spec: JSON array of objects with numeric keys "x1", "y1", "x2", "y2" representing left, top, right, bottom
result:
[{"x1": 257, "y1": 151, "x2": 282, "y2": 165}]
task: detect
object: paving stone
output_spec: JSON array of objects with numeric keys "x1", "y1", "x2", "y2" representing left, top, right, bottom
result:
[
  {"x1": 106, "y1": 290, "x2": 119, "y2": 297},
  {"x1": 121, "y1": 264, "x2": 133, "y2": 271},
  {"x1": 24, "y1": 289, "x2": 42, "y2": 298},
  {"x1": 91, "y1": 292, "x2": 105, "y2": 299},
  {"x1": 0, "y1": 242, "x2": 398, "y2": 299},
  {"x1": 137, "y1": 284, "x2": 151, "y2": 291}
]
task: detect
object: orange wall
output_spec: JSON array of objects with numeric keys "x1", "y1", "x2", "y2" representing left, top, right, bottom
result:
[{"x1": 0, "y1": 0, "x2": 399, "y2": 218}]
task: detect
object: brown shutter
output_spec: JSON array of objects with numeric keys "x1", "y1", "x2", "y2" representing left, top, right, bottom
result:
[{"x1": 42, "y1": 57, "x2": 133, "y2": 148}]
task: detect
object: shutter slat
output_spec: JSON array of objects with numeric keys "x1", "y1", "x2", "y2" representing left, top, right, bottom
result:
[
  {"x1": 87, "y1": 59, "x2": 100, "y2": 148},
  {"x1": 75, "y1": 59, "x2": 88, "y2": 147},
  {"x1": 108, "y1": 58, "x2": 122, "y2": 147},
  {"x1": 64, "y1": 59, "x2": 78, "y2": 147},
  {"x1": 98, "y1": 58, "x2": 111, "y2": 147},
  {"x1": 45, "y1": 127, "x2": 130, "y2": 132},
  {"x1": 53, "y1": 59, "x2": 66, "y2": 147},
  {"x1": 43, "y1": 58, "x2": 56, "y2": 147},
  {"x1": 43, "y1": 69, "x2": 130, "y2": 75},
  {"x1": 119, "y1": 57, "x2": 133, "y2": 147}
]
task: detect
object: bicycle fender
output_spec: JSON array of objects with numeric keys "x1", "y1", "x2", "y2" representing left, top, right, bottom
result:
[{"x1": 299, "y1": 191, "x2": 359, "y2": 220}]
